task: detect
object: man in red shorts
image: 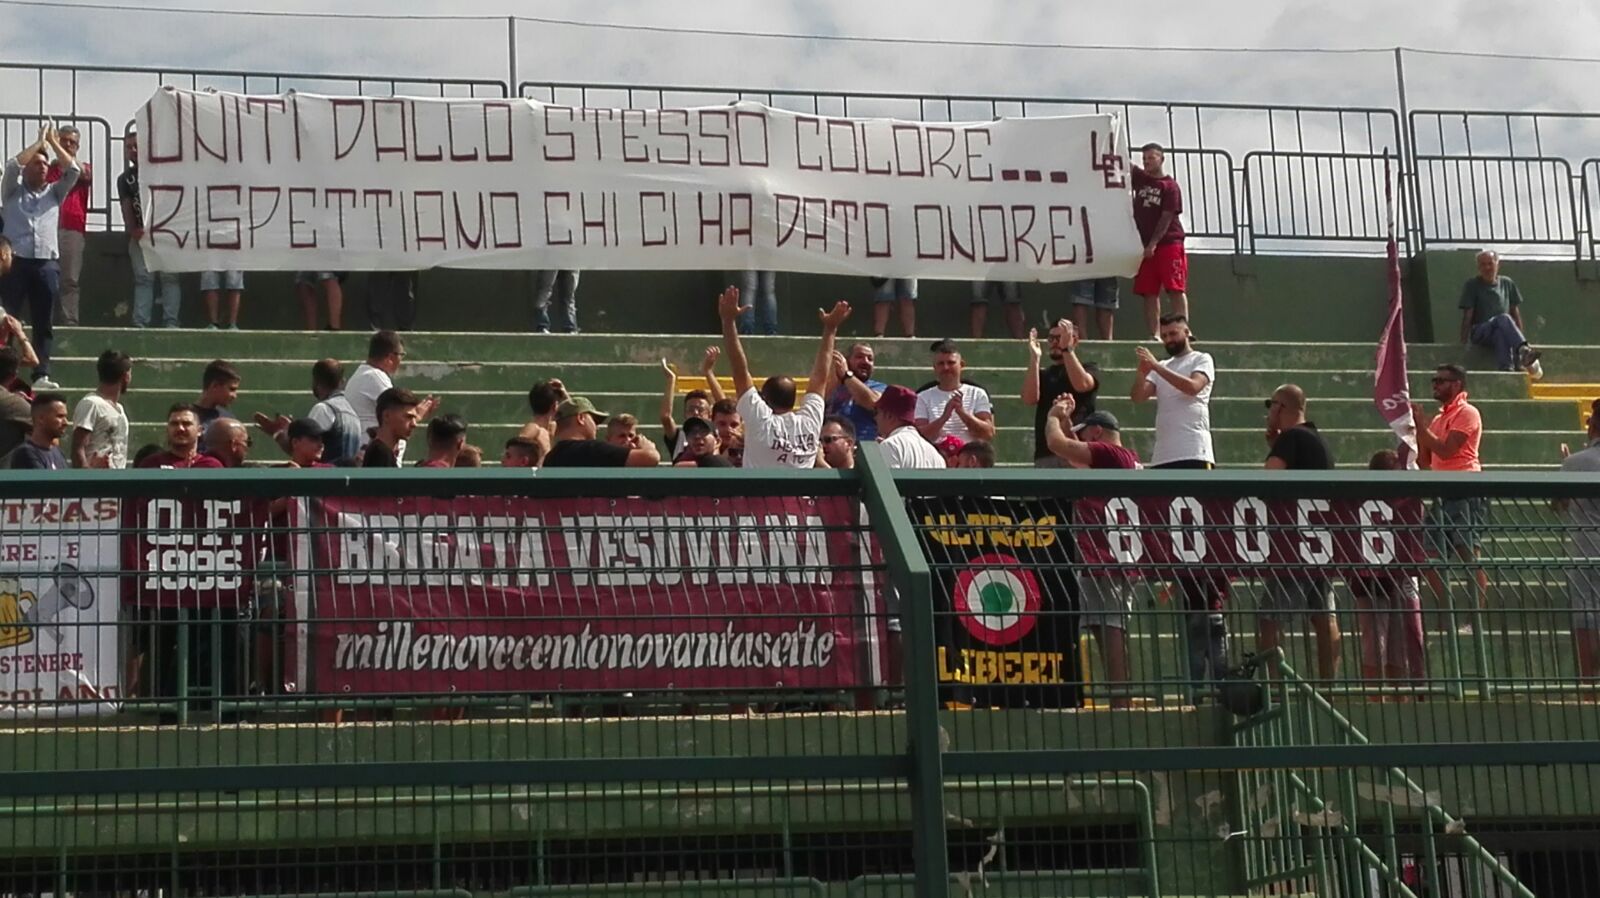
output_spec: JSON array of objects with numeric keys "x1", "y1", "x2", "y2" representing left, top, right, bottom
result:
[{"x1": 1131, "y1": 142, "x2": 1188, "y2": 340}]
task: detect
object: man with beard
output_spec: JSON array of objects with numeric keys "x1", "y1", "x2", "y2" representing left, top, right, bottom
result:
[
  {"x1": 826, "y1": 342, "x2": 886, "y2": 442},
  {"x1": 137, "y1": 404, "x2": 223, "y2": 469},
  {"x1": 1023, "y1": 319, "x2": 1099, "y2": 468},
  {"x1": 817, "y1": 415, "x2": 857, "y2": 470},
  {"x1": 1413, "y1": 364, "x2": 1489, "y2": 631},
  {"x1": 1132, "y1": 313, "x2": 1225, "y2": 694}
]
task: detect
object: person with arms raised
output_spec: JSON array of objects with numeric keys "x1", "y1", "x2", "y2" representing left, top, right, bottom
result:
[
  {"x1": 718, "y1": 285, "x2": 849, "y2": 469},
  {"x1": 1, "y1": 124, "x2": 80, "y2": 387},
  {"x1": 1024, "y1": 320, "x2": 1098, "y2": 468},
  {"x1": 825, "y1": 342, "x2": 885, "y2": 442}
]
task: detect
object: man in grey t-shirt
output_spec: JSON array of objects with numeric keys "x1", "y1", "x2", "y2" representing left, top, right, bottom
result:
[{"x1": 1559, "y1": 399, "x2": 1600, "y2": 683}]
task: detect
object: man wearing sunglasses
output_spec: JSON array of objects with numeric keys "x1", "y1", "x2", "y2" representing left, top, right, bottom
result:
[{"x1": 1413, "y1": 365, "x2": 1489, "y2": 628}]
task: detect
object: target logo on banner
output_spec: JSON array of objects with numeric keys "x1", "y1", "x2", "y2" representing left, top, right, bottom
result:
[{"x1": 954, "y1": 554, "x2": 1041, "y2": 646}]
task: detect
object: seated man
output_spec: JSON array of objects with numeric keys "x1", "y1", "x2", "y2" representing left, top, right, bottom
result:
[{"x1": 1460, "y1": 250, "x2": 1540, "y2": 374}]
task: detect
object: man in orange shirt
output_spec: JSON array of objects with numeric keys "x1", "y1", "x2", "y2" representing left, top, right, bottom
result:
[{"x1": 1412, "y1": 364, "x2": 1489, "y2": 625}]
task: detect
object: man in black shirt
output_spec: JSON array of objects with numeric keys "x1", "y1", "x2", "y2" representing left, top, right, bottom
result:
[
  {"x1": 1022, "y1": 319, "x2": 1098, "y2": 467},
  {"x1": 544, "y1": 396, "x2": 660, "y2": 468},
  {"x1": 3, "y1": 393, "x2": 69, "y2": 469},
  {"x1": 1259, "y1": 383, "x2": 1341, "y2": 679},
  {"x1": 361, "y1": 387, "x2": 422, "y2": 468}
]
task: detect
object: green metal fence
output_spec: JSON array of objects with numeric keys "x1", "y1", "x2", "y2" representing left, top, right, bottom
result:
[{"x1": 1, "y1": 459, "x2": 1599, "y2": 896}]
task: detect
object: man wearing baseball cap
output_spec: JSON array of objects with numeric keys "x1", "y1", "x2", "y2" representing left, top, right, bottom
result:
[
  {"x1": 544, "y1": 396, "x2": 660, "y2": 468},
  {"x1": 1046, "y1": 394, "x2": 1140, "y2": 707},
  {"x1": 874, "y1": 384, "x2": 942, "y2": 469},
  {"x1": 285, "y1": 417, "x2": 332, "y2": 468}
]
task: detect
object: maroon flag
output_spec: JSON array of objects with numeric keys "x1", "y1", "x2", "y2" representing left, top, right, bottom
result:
[{"x1": 1375, "y1": 157, "x2": 1418, "y2": 467}]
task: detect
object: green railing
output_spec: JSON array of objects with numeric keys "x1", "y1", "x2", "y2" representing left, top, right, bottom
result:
[{"x1": 2, "y1": 461, "x2": 1600, "y2": 896}]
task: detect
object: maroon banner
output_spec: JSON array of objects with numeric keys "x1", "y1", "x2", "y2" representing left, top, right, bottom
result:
[
  {"x1": 1074, "y1": 495, "x2": 1426, "y2": 575},
  {"x1": 121, "y1": 497, "x2": 265, "y2": 608},
  {"x1": 300, "y1": 495, "x2": 884, "y2": 695},
  {"x1": 1375, "y1": 157, "x2": 1418, "y2": 466}
]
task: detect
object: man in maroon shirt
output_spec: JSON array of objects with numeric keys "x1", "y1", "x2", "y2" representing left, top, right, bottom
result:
[
  {"x1": 45, "y1": 125, "x2": 91, "y2": 325},
  {"x1": 1131, "y1": 142, "x2": 1188, "y2": 341},
  {"x1": 1046, "y1": 395, "x2": 1140, "y2": 707},
  {"x1": 137, "y1": 403, "x2": 223, "y2": 469}
]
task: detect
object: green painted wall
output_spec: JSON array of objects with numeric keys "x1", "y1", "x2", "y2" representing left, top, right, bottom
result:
[{"x1": 1419, "y1": 249, "x2": 1600, "y2": 352}]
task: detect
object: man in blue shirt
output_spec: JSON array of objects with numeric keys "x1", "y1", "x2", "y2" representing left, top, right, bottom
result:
[
  {"x1": 1459, "y1": 250, "x2": 1540, "y2": 374},
  {"x1": 2, "y1": 393, "x2": 69, "y2": 469},
  {"x1": 826, "y1": 342, "x2": 886, "y2": 442},
  {"x1": 0, "y1": 125, "x2": 80, "y2": 389}
]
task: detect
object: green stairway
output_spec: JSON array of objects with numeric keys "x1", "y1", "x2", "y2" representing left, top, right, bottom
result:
[{"x1": 45, "y1": 329, "x2": 1593, "y2": 468}]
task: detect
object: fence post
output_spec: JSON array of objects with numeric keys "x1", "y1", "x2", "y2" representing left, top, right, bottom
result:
[
  {"x1": 507, "y1": 17, "x2": 519, "y2": 98},
  {"x1": 856, "y1": 443, "x2": 949, "y2": 898}
]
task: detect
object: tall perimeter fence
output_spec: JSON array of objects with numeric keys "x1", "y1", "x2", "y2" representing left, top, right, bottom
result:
[
  {"x1": 2, "y1": 454, "x2": 1599, "y2": 896},
  {"x1": 3, "y1": 58, "x2": 1600, "y2": 259}
]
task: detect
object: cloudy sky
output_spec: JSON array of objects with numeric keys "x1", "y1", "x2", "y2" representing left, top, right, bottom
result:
[{"x1": 0, "y1": 0, "x2": 1594, "y2": 110}]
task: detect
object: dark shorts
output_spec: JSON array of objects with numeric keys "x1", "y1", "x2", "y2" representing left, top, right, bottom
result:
[
  {"x1": 970, "y1": 281, "x2": 1022, "y2": 305},
  {"x1": 1427, "y1": 496, "x2": 1489, "y2": 556},
  {"x1": 1069, "y1": 277, "x2": 1120, "y2": 310}
]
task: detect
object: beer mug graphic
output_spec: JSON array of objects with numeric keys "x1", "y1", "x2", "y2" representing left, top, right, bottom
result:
[{"x1": 0, "y1": 564, "x2": 96, "y2": 647}]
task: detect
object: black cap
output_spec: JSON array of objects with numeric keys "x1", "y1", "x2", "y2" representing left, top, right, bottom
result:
[
  {"x1": 287, "y1": 417, "x2": 326, "y2": 442},
  {"x1": 681, "y1": 416, "x2": 712, "y2": 436}
]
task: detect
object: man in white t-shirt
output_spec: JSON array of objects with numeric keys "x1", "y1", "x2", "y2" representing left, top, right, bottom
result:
[
  {"x1": 914, "y1": 339, "x2": 995, "y2": 444},
  {"x1": 718, "y1": 284, "x2": 849, "y2": 469},
  {"x1": 346, "y1": 329, "x2": 435, "y2": 456},
  {"x1": 875, "y1": 385, "x2": 943, "y2": 469},
  {"x1": 1130, "y1": 312, "x2": 1227, "y2": 693},
  {"x1": 69, "y1": 349, "x2": 131, "y2": 469},
  {"x1": 1131, "y1": 314, "x2": 1215, "y2": 469}
]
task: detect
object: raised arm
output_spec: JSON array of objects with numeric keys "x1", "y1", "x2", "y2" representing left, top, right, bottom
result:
[
  {"x1": 835, "y1": 350, "x2": 880, "y2": 409},
  {"x1": 12, "y1": 125, "x2": 46, "y2": 168},
  {"x1": 45, "y1": 127, "x2": 80, "y2": 200},
  {"x1": 1130, "y1": 350, "x2": 1157, "y2": 403},
  {"x1": 1044, "y1": 396, "x2": 1093, "y2": 467},
  {"x1": 807, "y1": 302, "x2": 853, "y2": 398},
  {"x1": 2, "y1": 316, "x2": 38, "y2": 367},
  {"x1": 717, "y1": 286, "x2": 755, "y2": 398},
  {"x1": 658, "y1": 359, "x2": 679, "y2": 433},
  {"x1": 1138, "y1": 346, "x2": 1207, "y2": 397},
  {"x1": 700, "y1": 346, "x2": 727, "y2": 405},
  {"x1": 1022, "y1": 328, "x2": 1042, "y2": 406}
]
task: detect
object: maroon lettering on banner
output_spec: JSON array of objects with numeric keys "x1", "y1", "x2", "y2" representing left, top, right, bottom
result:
[
  {"x1": 913, "y1": 205, "x2": 945, "y2": 260},
  {"x1": 773, "y1": 194, "x2": 800, "y2": 249},
  {"x1": 145, "y1": 185, "x2": 188, "y2": 247},
  {"x1": 409, "y1": 99, "x2": 445, "y2": 162},
  {"x1": 453, "y1": 192, "x2": 485, "y2": 249},
  {"x1": 729, "y1": 193, "x2": 753, "y2": 246},
  {"x1": 145, "y1": 96, "x2": 183, "y2": 165},
  {"x1": 244, "y1": 98, "x2": 287, "y2": 164},
  {"x1": 639, "y1": 191, "x2": 670, "y2": 246},
  {"x1": 298, "y1": 495, "x2": 886, "y2": 695},
  {"x1": 447, "y1": 101, "x2": 480, "y2": 162},
  {"x1": 488, "y1": 191, "x2": 523, "y2": 248},
  {"x1": 733, "y1": 109, "x2": 769, "y2": 167},
  {"x1": 801, "y1": 196, "x2": 826, "y2": 251},
  {"x1": 247, "y1": 186, "x2": 282, "y2": 247},
  {"x1": 1090, "y1": 130, "x2": 1127, "y2": 189},
  {"x1": 1048, "y1": 205, "x2": 1078, "y2": 266},
  {"x1": 1072, "y1": 495, "x2": 1426, "y2": 577},
  {"x1": 189, "y1": 90, "x2": 229, "y2": 163},
  {"x1": 413, "y1": 191, "x2": 447, "y2": 249},
  {"x1": 203, "y1": 186, "x2": 242, "y2": 250},
  {"x1": 1080, "y1": 206, "x2": 1095, "y2": 264},
  {"x1": 697, "y1": 110, "x2": 730, "y2": 166},
  {"x1": 826, "y1": 119, "x2": 859, "y2": 172},
  {"x1": 655, "y1": 109, "x2": 691, "y2": 165},
  {"x1": 891, "y1": 124, "x2": 926, "y2": 177},
  {"x1": 579, "y1": 192, "x2": 610, "y2": 247},
  {"x1": 483, "y1": 102, "x2": 514, "y2": 162},
  {"x1": 864, "y1": 203, "x2": 891, "y2": 258},
  {"x1": 544, "y1": 191, "x2": 573, "y2": 246},
  {"x1": 698, "y1": 191, "x2": 724, "y2": 246},
  {"x1": 619, "y1": 109, "x2": 648, "y2": 163},
  {"x1": 363, "y1": 189, "x2": 396, "y2": 250},
  {"x1": 373, "y1": 99, "x2": 408, "y2": 161},
  {"x1": 330, "y1": 99, "x2": 368, "y2": 161},
  {"x1": 830, "y1": 200, "x2": 860, "y2": 255},
  {"x1": 977, "y1": 205, "x2": 1008, "y2": 263},
  {"x1": 1010, "y1": 206, "x2": 1041, "y2": 264},
  {"x1": 121, "y1": 497, "x2": 263, "y2": 609},
  {"x1": 928, "y1": 127, "x2": 959, "y2": 179},
  {"x1": 795, "y1": 116, "x2": 823, "y2": 171},
  {"x1": 862, "y1": 123, "x2": 892, "y2": 176},
  {"x1": 948, "y1": 206, "x2": 976, "y2": 262},
  {"x1": 543, "y1": 105, "x2": 576, "y2": 162},
  {"x1": 290, "y1": 93, "x2": 304, "y2": 162},
  {"x1": 288, "y1": 187, "x2": 317, "y2": 249},
  {"x1": 964, "y1": 128, "x2": 993, "y2": 182},
  {"x1": 327, "y1": 188, "x2": 358, "y2": 248}
]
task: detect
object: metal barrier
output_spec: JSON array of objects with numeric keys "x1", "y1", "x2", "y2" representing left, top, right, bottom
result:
[
  {"x1": 2, "y1": 463, "x2": 1599, "y2": 896},
  {"x1": 0, "y1": 113, "x2": 119, "y2": 231}
]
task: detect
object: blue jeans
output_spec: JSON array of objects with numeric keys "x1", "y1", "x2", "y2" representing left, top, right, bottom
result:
[
  {"x1": 131, "y1": 241, "x2": 181, "y2": 328},
  {"x1": 737, "y1": 270, "x2": 778, "y2": 335},
  {"x1": 1470, "y1": 314, "x2": 1527, "y2": 371},
  {"x1": 534, "y1": 270, "x2": 580, "y2": 333},
  {"x1": 0, "y1": 257, "x2": 58, "y2": 379}
]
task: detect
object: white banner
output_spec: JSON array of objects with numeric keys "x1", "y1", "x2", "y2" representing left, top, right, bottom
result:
[
  {"x1": 137, "y1": 88, "x2": 1142, "y2": 280},
  {"x1": 0, "y1": 498, "x2": 121, "y2": 717}
]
